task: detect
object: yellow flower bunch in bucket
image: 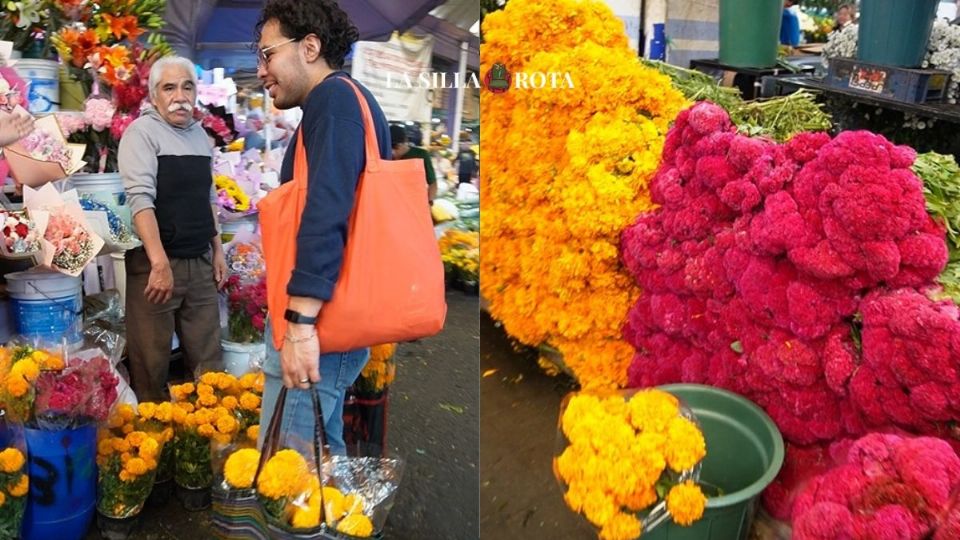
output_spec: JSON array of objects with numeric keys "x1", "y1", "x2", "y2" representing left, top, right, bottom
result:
[
  {"x1": 355, "y1": 343, "x2": 397, "y2": 394},
  {"x1": 480, "y1": 0, "x2": 688, "y2": 388},
  {"x1": 0, "y1": 446, "x2": 28, "y2": 534},
  {"x1": 554, "y1": 389, "x2": 707, "y2": 540},
  {"x1": 0, "y1": 345, "x2": 65, "y2": 422},
  {"x1": 97, "y1": 404, "x2": 168, "y2": 519}
]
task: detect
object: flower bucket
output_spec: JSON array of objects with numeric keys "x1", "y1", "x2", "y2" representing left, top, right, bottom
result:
[
  {"x1": 5, "y1": 270, "x2": 83, "y2": 347},
  {"x1": 175, "y1": 484, "x2": 211, "y2": 512},
  {"x1": 220, "y1": 339, "x2": 265, "y2": 377},
  {"x1": 719, "y1": 0, "x2": 782, "y2": 68},
  {"x1": 649, "y1": 384, "x2": 785, "y2": 540},
  {"x1": 857, "y1": 0, "x2": 939, "y2": 68},
  {"x1": 22, "y1": 425, "x2": 97, "y2": 540},
  {"x1": 13, "y1": 59, "x2": 59, "y2": 114},
  {"x1": 68, "y1": 172, "x2": 126, "y2": 207}
]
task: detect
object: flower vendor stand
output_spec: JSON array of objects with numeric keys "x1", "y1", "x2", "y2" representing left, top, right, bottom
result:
[
  {"x1": 653, "y1": 384, "x2": 784, "y2": 540},
  {"x1": 857, "y1": 0, "x2": 940, "y2": 68},
  {"x1": 21, "y1": 424, "x2": 97, "y2": 540}
]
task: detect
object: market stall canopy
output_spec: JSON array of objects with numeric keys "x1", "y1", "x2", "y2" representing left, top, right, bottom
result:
[{"x1": 159, "y1": 0, "x2": 448, "y2": 60}]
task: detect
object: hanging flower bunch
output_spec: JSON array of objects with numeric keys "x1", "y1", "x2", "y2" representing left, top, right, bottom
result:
[
  {"x1": 215, "y1": 174, "x2": 252, "y2": 214},
  {"x1": 480, "y1": 0, "x2": 686, "y2": 388},
  {"x1": 33, "y1": 354, "x2": 119, "y2": 429},
  {"x1": 791, "y1": 433, "x2": 960, "y2": 539},
  {"x1": 554, "y1": 389, "x2": 707, "y2": 540},
  {"x1": 50, "y1": 0, "x2": 172, "y2": 172},
  {"x1": 243, "y1": 447, "x2": 374, "y2": 537},
  {"x1": 0, "y1": 446, "x2": 28, "y2": 538},
  {"x1": 620, "y1": 102, "x2": 960, "y2": 517},
  {"x1": 223, "y1": 274, "x2": 267, "y2": 343},
  {"x1": 96, "y1": 403, "x2": 167, "y2": 519},
  {"x1": 168, "y1": 371, "x2": 264, "y2": 489},
  {"x1": 355, "y1": 343, "x2": 397, "y2": 395},
  {"x1": 0, "y1": 345, "x2": 64, "y2": 423},
  {"x1": 439, "y1": 229, "x2": 479, "y2": 285}
]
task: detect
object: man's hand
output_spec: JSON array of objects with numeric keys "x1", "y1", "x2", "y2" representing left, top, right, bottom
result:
[
  {"x1": 212, "y1": 248, "x2": 227, "y2": 289},
  {"x1": 281, "y1": 323, "x2": 321, "y2": 389},
  {"x1": 0, "y1": 111, "x2": 34, "y2": 147},
  {"x1": 145, "y1": 261, "x2": 174, "y2": 304}
]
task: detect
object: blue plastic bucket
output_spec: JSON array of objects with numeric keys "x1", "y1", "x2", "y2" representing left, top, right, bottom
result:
[
  {"x1": 4, "y1": 270, "x2": 83, "y2": 346},
  {"x1": 22, "y1": 425, "x2": 97, "y2": 540}
]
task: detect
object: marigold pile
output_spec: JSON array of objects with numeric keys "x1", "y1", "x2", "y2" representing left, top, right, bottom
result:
[
  {"x1": 554, "y1": 389, "x2": 706, "y2": 540},
  {"x1": 480, "y1": 0, "x2": 687, "y2": 388},
  {"x1": 0, "y1": 447, "x2": 28, "y2": 538}
]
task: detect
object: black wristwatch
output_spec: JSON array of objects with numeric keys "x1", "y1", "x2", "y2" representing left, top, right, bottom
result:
[{"x1": 284, "y1": 309, "x2": 317, "y2": 325}]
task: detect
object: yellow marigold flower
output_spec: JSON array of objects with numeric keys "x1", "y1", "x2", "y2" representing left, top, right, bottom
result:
[
  {"x1": 221, "y1": 396, "x2": 239, "y2": 410},
  {"x1": 8, "y1": 474, "x2": 28, "y2": 497},
  {"x1": 119, "y1": 470, "x2": 132, "y2": 483},
  {"x1": 183, "y1": 413, "x2": 197, "y2": 428},
  {"x1": 137, "y1": 402, "x2": 157, "y2": 420},
  {"x1": 666, "y1": 480, "x2": 706, "y2": 526},
  {"x1": 343, "y1": 493, "x2": 364, "y2": 515},
  {"x1": 196, "y1": 383, "x2": 214, "y2": 397},
  {"x1": 369, "y1": 343, "x2": 397, "y2": 363},
  {"x1": 175, "y1": 401, "x2": 195, "y2": 413},
  {"x1": 125, "y1": 431, "x2": 147, "y2": 448},
  {"x1": 198, "y1": 393, "x2": 218, "y2": 407},
  {"x1": 323, "y1": 486, "x2": 346, "y2": 525},
  {"x1": 121, "y1": 423, "x2": 134, "y2": 435},
  {"x1": 0, "y1": 490, "x2": 6, "y2": 506},
  {"x1": 197, "y1": 424, "x2": 215, "y2": 438},
  {"x1": 336, "y1": 514, "x2": 373, "y2": 537},
  {"x1": 124, "y1": 457, "x2": 148, "y2": 477},
  {"x1": 199, "y1": 372, "x2": 220, "y2": 386},
  {"x1": 154, "y1": 401, "x2": 173, "y2": 423},
  {"x1": 40, "y1": 352, "x2": 64, "y2": 371},
  {"x1": 239, "y1": 392, "x2": 261, "y2": 411},
  {"x1": 582, "y1": 491, "x2": 618, "y2": 528},
  {"x1": 224, "y1": 448, "x2": 261, "y2": 489},
  {"x1": 97, "y1": 439, "x2": 115, "y2": 456},
  {"x1": 120, "y1": 452, "x2": 133, "y2": 464},
  {"x1": 628, "y1": 389, "x2": 680, "y2": 434},
  {"x1": 292, "y1": 490, "x2": 323, "y2": 529},
  {"x1": 11, "y1": 358, "x2": 39, "y2": 382},
  {"x1": 257, "y1": 449, "x2": 310, "y2": 500},
  {"x1": 171, "y1": 406, "x2": 187, "y2": 425},
  {"x1": 239, "y1": 372, "x2": 259, "y2": 390},
  {"x1": 664, "y1": 417, "x2": 706, "y2": 472},
  {"x1": 618, "y1": 486, "x2": 657, "y2": 512},
  {"x1": 117, "y1": 404, "x2": 135, "y2": 422},
  {"x1": 139, "y1": 437, "x2": 159, "y2": 460},
  {"x1": 6, "y1": 375, "x2": 28, "y2": 397},
  {"x1": 215, "y1": 373, "x2": 238, "y2": 392},
  {"x1": 246, "y1": 425, "x2": 259, "y2": 442},
  {"x1": 216, "y1": 415, "x2": 238, "y2": 434},
  {"x1": 0, "y1": 448, "x2": 24, "y2": 473},
  {"x1": 112, "y1": 438, "x2": 131, "y2": 453},
  {"x1": 599, "y1": 511, "x2": 642, "y2": 540},
  {"x1": 253, "y1": 372, "x2": 264, "y2": 393}
]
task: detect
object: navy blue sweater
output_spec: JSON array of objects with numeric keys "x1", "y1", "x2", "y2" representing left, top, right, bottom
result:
[{"x1": 280, "y1": 72, "x2": 392, "y2": 300}]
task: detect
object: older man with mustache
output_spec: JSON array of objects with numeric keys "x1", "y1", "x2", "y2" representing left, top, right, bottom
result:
[{"x1": 118, "y1": 56, "x2": 227, "y2": 401}]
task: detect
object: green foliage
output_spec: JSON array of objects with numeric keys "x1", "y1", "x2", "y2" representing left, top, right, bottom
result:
[{"x1": 174, "y1": 430, "x2": 213, "y2": 489}]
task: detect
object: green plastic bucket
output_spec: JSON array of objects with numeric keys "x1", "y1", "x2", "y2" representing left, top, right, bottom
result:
[
  {"x1": 857, "y1": 0, "x2": 939, "y2": 68},
  {"x1": 643, "y1": 384, "x2": 785, "y2": 540},
  {"x1": 719, "y1": 0, "x2": 782, "y2": 68}
]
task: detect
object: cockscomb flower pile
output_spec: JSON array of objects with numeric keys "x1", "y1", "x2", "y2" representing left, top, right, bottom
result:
[
  {"x1": 620, "y1": 102, "x2": 960, "y2": 517},
  {"x1": 480, "y1": 0, "x2": 687, "y2": 388},
  {"x1": 790, "y1": 433, "x2": 960, "y2": 540}
]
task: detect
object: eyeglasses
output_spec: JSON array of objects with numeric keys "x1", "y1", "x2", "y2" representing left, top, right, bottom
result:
[{"x1": 256, "y1": 38, "x2": 298, "y2": 67}]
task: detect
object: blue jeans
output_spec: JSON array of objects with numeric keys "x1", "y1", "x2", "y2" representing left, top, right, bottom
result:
[{"x1": 259, "y1": 322, "x2": 368, "y2": 456}]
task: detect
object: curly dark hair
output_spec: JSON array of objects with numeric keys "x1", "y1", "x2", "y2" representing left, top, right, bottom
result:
[{"x1": 255, "y1": 0, "x2": 359, "y2": 70}]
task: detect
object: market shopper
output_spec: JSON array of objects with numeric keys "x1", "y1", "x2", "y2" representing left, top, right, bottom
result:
[
  {"x1": 254, "y1": 0, "x2": 392, "y2": 455},
  {"x1": 390, "y1": 124, "x2": 438, "y2": 203},
  {"x1": 119, "y1": 55, "x2": 227, "y2": 402},
  {"x1": 780, "y1": 0, "x2": 801, "y2": 48}
]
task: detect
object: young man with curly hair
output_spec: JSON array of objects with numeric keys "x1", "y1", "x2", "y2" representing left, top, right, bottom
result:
[{"x1": 254, "y1": 0, "x2": 391, "y2": 455}]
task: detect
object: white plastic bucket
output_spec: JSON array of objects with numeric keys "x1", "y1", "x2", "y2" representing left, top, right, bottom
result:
[
  {"x1": 4, "y1": 270, "x2": 83, "y2": 346},
  {"x1": 220, "y1": 214, "x2": 258, "y2": 243},
  {"x1": 13, "y1": 59, "x2": 59, "y2": 114},
  {"x1": 220, "y1": 339, "x2": 265, "y2": 377},
  {"x1": 70, "y1": 173, "x2": 126, "y2": 206}
]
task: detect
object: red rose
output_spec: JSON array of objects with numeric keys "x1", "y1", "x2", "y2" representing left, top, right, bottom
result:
[{"x1": 15, "y1": 223, "x2": 28, "y2": 237}]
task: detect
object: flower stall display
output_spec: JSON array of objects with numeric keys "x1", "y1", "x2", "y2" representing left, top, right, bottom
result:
[
  {"x1": 481, "y1": 0, "x2": 687, "y2": 388},
  {"x1": 96, "y1": 404, "x2": 168, "y2": 520},
  {"x1": 0, "y1": 210, "x2": 42, "y2": 260},
  {"x1": 554, "y1": 389, "x2": 707, "y2": 540},
  {"x1": 0, "y1": 445, "x2": 28, "y2": 539},
  {"x1": 50, "y1": 0, "x2": 172, "y2": 172},
  {"x1": 3, "y1": 114, "x2": 87, "y2": 188},
  {"x1": 619, "y1": 101, "x2": 960, "y2": 518},
  {"x1": 791, "y1": 433, "x2": 960, "y2": 539},
  {"x1": 23, "y1": 184, "x2": 105, "y2": 276},
  {"x1": 439, "y1": 229, "x2": 479, "y2": 287}
]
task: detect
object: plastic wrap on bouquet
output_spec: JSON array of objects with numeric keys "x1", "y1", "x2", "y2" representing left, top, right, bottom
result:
[
  {"x1": 96, "y1": 403, "x2": 167, "y2": 519},
  {"x1": 78, "y1": 197, "x2": 138, "y2": 255},
  {"x1": 0, "y1": 413, "x2": 29, "y2": 539},
  {"x1": 0, "y1": 208, "x2": 44, "y2": 263},
  {"x1": 23, "y1": 184, "x2": 105, "y2": 276},
  {"x1": 4, "y1": 113, "x2": 86, "y2": 188},
  {"x1": 553, "y1": 388, "x2": 709, "y2": 538}
]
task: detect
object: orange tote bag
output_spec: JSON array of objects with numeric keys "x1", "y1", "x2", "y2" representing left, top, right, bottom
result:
[{"x1": 258, "y1": 79, "x2": 446, "y2": 352}]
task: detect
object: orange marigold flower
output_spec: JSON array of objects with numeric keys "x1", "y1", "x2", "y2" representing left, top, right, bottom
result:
[{"x1": 666, "y1": 480, "x2": 706, "y2": 526}]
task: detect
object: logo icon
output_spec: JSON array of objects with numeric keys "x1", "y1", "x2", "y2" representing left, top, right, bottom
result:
[{"x1": 485, "y1": 63, "x2": 511, "y2": 93}]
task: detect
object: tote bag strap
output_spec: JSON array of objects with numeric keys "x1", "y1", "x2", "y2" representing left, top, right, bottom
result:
[{"x1": 335, "y1": 76, "x2": 382, "y2": 174}]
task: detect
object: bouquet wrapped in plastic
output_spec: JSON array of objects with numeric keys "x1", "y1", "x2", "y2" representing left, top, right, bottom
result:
[
  {"x1": 4, "y1": 114, "x2": 86, "y2": 188},
  {"x1": 33, "y1": 353, "x2": 119, "y2": 430},
  {"x1": 554, "y1": 388, "x2": 709, "y2": 540},
  {"x1": 23, "y1": 183, "x2": 104, "y2": 276},
  {"x1": 0, "y1": 209, "x2": 42, "y2": 260},
  {"x1": 96, "y1": 404, "x2": 168, "y2": 519}
]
